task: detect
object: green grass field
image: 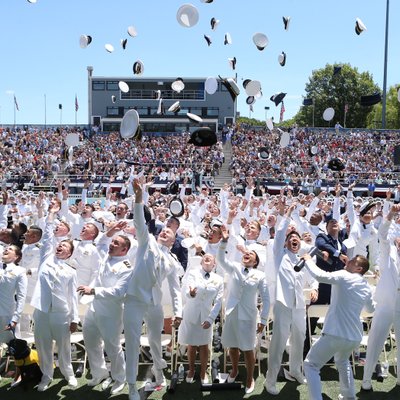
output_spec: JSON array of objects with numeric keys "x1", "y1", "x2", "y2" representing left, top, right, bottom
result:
[{"x1": 1, "y1": 357, "x2": 400, "y2": 400}]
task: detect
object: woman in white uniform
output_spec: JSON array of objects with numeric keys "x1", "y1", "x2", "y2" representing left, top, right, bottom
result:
[
  {"x1": 0, "y1": 245, "x2": 27, "y2": 343},
  {"x1": 216, "y1": 225, "x2": 270, "y2": 394},
  {"x1": 31, "y1": 204, "x2": 79, "y2": 392},
  {"x1": 178, "y1": 253, "x2": 223, "y2": 384}
]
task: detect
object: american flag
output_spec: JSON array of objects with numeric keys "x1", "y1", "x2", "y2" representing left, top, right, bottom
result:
[
  {"x1": 75, "y1": 95, "x2": 79, "y2": 112},
  {"x1": 279, "y1": 101, "x2": 285, "y2": 122},
  {"x1": 14, "y1": 95, "x2": 19, "y2": 111},
  {"x1": 344, "y1": 104, "x2": 349, "y2": 113}
]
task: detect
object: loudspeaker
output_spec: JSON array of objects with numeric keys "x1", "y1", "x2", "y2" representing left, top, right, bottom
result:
[
  {"x1": 93, "y1": 116, "x2": 101, "y2": 126},
  {"x1": 394, "y1": 145, "x2": 400, "y2": 166}
]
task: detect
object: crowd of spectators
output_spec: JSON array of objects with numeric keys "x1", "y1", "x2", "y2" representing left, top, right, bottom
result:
[
  {"x1": 1, "y1": 125, "x2": 400, "y2": 193},
  {"x1": 230, "y1": 126, "x2": 400, "y2": 186},
  {"x1": 0, "y1": 127, "x2": 224, "y2": 190}
]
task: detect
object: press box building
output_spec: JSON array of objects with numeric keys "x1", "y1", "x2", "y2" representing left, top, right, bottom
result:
[{"x1": 87, "y1": 66, "x2": 237, "y2": 134}]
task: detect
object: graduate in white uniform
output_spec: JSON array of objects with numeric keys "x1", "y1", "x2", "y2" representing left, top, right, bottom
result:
[
  {"x1": 362, "y1": 204, "x2": 400, "y2": 390},
  {"x1": 20, "y1": 225, "x2": 42, "y2": 301},
  {"x1": 0, "y1": 245, "x2": 27, "y2": 344},
  {"x1": 78, "y1": 220, "x2": 133, "y2": 395},
  {"x1": 123, "y1": 179, "x2": 182, "y2": 400},
  {"x1": 31, "y1": 203, "x2": 79, "y2": 392},
  {"x1": 178, "y1": 253, "x2": 223, "y2": 384},
  {"x1": 217, "y1": 225, "x2": 270, "y2": 395},
  {"x1": 69, "y1": 222, "x2": 101, "y2": 287},
  {"x1": 265, "y1": 203, "x2": 318, "y2": 396},
  {"x1": 303, "y1": 253, "x2": 374, "y2": 400},
  {"x1": 344, "y1": 189, "x2": 380, "y2": 273}
]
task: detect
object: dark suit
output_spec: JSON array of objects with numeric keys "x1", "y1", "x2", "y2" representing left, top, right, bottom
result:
[
  {"x1": 171, "y1": 234, "x2": 188, "y2": 271},
  {"x1": 315, "y1": 233, "x2": 347, "y2": 304}
]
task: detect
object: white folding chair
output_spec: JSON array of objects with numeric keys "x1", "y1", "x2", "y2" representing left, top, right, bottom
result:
[
  {"x1": 307, "y1": 304, "x2": 329, "y2": 350},
  {"x1": 19, "y1": 303, "x2": 36, "y2": 346},
  {"x1": 70, "y1": 303, "x2": 88, "y2": 375}
]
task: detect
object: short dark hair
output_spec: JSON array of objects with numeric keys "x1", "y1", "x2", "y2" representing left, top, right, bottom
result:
[
  {"x1": 85, "y1": 223, "x2": 99, "y2": 238},
  {"x1": 168, "y1": 216, "x2": 180, "y2": 228},
  {"x1": 285, "y1": 231, "x2": 301, "y2": 242},
  {"x1": 29, "y1": 225, "x2": 43, "y2": 240},
  {"x1": 354, "y1": 255, "x2": 369, "y2": 275},
  {"x1": 326, "y1": 218, "x2": 338, "y2": 226},
  {"x1": 117, "y1": 235, "x2": 131, "y2": 252},
  {"x1": 86, "y1": 203, "x2": 95, "y2": 212},
  {"x1": 60, "y1": 239, "x2": 74, "y2": 257}
]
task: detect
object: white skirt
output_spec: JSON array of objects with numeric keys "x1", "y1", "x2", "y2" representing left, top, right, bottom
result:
[
  {"x1": 178, "y1": 317, "x2": 212, "y2": 346},
  {"x1": 221, "y1": 307, "x2": 256, "y2": 351}
]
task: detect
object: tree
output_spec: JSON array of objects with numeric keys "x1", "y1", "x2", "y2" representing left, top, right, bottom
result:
[
  {"x1": 295, "y1": 63, "x2": 380, "y2": 128},
  {"x1": 366, "y1": 85, "x2": 400, "y2": 129},
  {"x1": 236, "y1": 116, "x2": 265, "y2": 126}
]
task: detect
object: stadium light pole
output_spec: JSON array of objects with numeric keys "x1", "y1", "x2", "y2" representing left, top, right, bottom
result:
[
  {"x1": 87, "y1": 66, "x2": 93, "y2": 129},
  {"x1": 382, "y1": 0, "x2": 389, "y2": 129}
]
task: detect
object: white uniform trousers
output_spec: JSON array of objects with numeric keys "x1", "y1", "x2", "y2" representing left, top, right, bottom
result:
[
  {"x1": 83, "y1": 309, "x2": 125, "y2": 382},
  {"x1": 266, "y1": 301, "x2": 306, "y2": 383},
  {"x1": 304, "y1": 334, "x2": 359, "y2": 400},
  {"x1": 123, "y1": 296, "x2": 150, "y2": 384},
  {"x1": 0, "y1": 315, "x2": 16, "y2": 344},
  {"x1": 33, "y1": 309, "x2": 74, "y2": 380},
  {"x1": 143, "y1": 303, "x2": 168, "y2": 370},
  {"x1": 363, "y1": 303, "x2": 400, "y2": 381}
]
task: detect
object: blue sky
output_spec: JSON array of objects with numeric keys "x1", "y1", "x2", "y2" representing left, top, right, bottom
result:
[{"x1": 1, "y1": 0, "x2": 399, "y2": 125}]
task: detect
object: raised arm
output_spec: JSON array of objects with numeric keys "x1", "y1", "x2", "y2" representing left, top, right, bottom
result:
[
  {"x1": 216, "y1": 224, "x2": 235, "y2": 273},
  {"x1": 303, "y1": 254, "x2": 341, "y2": 285},
  {"x1": 273, "y1": 202, "x2": 296, "y2": 265},
  {"x1": 332, "y1": 183, "x2": 342, "y2": 221},
  {"x1": 346, "y1": 182, "x2": 356, "y2": 226},
  {"x1": 0, "y1": 191, "x2": 8, "y2": 229},
  {"x1": 40, "y1": 202, "x2": 59, "y2": 263},
  {"x1": 133, "y1": 178, "x2": 149, "y2": 247}
]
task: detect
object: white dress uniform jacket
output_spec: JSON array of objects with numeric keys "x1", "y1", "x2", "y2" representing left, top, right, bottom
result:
[
  {"x1": 0, "y1": 262, "x2": 27, "y2": 343},
  {"x1": 178, "y1": 268, "x2": 223, "y2": 346},
  {"x1": 83, "y1": 235, "x2": 132, "y2": 383},
  {"x1": 304, "y1": 259, "x2": 374, "y2": 400},
  {"x1": 20, "y1": 242, "x2": 42, "y2": 300},
  {"x1": 362, "y1": 217, "x2": 400, "y2": 383},
  {"x1": 217, "y1": 241, "x2": 269, "y2": 351},
  {"x1": 31, "y1": 220, "x2": 79, "y2": 381},
  {"x1": 69, "y1": 239, "x2": 101, "y2": 287},
  {"x1": 124, "y1": 203, "x2": 182, "y2": 385},
  {"x1": 274, "y1": 217, "x2": 318, "y2": 309},
  {"x1": 90, "y1": 236, "x2": 132, "y2": 317}
]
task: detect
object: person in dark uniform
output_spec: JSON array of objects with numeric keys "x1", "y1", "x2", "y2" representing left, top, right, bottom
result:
[{"x1": 166, "y1": 216, "x2": 188, "y2": 271}]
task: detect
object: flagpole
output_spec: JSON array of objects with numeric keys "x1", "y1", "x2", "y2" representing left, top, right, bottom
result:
[
  {"x1": 382, "y1": 0, "x2": 390, "y2": 128},
  {"x1": 13, "y1": 96, "x2": 16, "y2": 127},
  {"x1": 44, "y1": 94, "x2": 47, "y2": 129}
]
